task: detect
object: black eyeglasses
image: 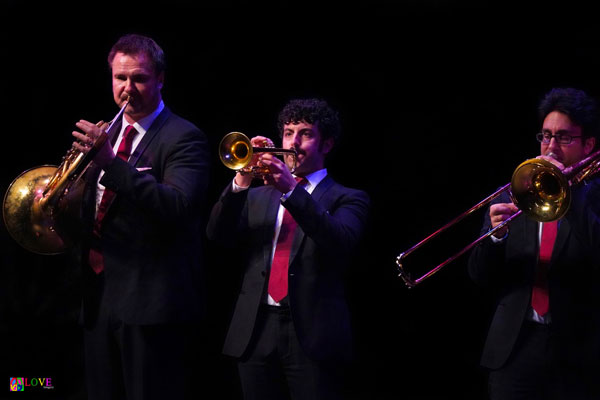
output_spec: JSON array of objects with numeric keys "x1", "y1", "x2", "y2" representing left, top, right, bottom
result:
[{"x1": 536, "y1": 132, "x2": 583, "y2": 145}]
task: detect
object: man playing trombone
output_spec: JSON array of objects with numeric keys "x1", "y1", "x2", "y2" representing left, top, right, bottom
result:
[
  {"x1": 207, "y1": 98, "x2": 370, "y2": 400},
  {"x1": 469, "y1": 87, "x2": 600, "y2": 399}
]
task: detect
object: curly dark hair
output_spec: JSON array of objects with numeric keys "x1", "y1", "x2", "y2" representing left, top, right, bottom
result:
[
  {"x1": 538, "y1": 87, "x2": 600, "y2": 140},
  {"x1": 107, "y1": 34, "x2": 165, "y2": 75},
  {"x1": 277, "y1": 98, "x2": 341, "y2": 144}
]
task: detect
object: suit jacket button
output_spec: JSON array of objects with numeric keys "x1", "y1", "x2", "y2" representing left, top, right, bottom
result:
[{"x1": 261, "y1": 271, "x2": 266, "y2": 277}]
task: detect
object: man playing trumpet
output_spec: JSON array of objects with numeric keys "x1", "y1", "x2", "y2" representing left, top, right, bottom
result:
[{"x1": 207, "y1": 98, "x2": 370, "y2": 400}]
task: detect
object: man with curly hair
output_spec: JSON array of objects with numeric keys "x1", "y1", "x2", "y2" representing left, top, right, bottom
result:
[
  {"x1": 207, "y1": 98, "x2": 370, "y2": 399},
  {"x1": 469, "y1": 87, "x2": 600, "y2": 399}
]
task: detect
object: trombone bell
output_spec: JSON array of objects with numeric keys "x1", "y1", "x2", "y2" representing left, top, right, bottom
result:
[{"x1": 510, "y1": 158, "x2": 570, "y2": 222}]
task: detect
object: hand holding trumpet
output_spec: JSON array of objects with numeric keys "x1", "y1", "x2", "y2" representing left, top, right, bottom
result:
[
  {"x1": 233, "y1": 135, "x2": 273, "y2": 188},
  {"x1": 222, "y1": 132, "x2": 298, "y2": 191},
  {"x1": 232, "y1": 135, "x2": 298, "y2": 194},
  {"x1": 259, "y1": 152, "x2": 299, "y2": 194}
]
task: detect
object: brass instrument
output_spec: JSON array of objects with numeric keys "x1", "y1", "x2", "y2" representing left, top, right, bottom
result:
[
  {"x1": 2, "y1": 98, "x2": 130, "y2": 255},
  {"x1": 219, "y1": 132, "x2": 297, "y2": 176},
  {"x1": 397, "y1": 149, "x2": 600, "y2": 288}
]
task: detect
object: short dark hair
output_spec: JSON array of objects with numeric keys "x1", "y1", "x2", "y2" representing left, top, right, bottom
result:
[
  {"x1": 277, "y1": 98, "x2": 341, "y2": 144},
  {"x1": 538, "y1": 87, "x2": 599, "y2": 140},
  {"x1": 107, "y1": 34, "x2": 165, "y2": 75}
]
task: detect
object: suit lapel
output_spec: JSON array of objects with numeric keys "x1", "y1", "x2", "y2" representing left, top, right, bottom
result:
[
  {"x1": 289, "y1": 176, "x2": 334, "y2": 265},
  {"x1": 552, "y1": 218, "x2": 570, "y2": 265},
  {"x1": 524, "y1": 216, "x2": 538, "y2": 251},
  {"x1": 308, "y1": 175, "x2": 334, "y2": 203},
  {"x1": 103, "y1": 106, "x2": 170, "y2": 167},
  {"x1": 97, "y1": 107, "x2": 171, "y2": 217},
  {"x1": 128, "y1": 107, "x2": 171, "y2": 166}
]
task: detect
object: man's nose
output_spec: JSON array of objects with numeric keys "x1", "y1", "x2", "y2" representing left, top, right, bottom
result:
[
  {"x1": 292, "y1": 133, "x2": 301, "y2": 147},
  {"x1": 548, "y1": 136, "x2": 561, "y2": 151},
  {"x1": 124, "y1": 78, "x2": 135, "y2": 93}
]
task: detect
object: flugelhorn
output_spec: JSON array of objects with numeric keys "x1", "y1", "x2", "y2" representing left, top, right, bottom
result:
[
  {"x1": 2, "y1": 98, "x2": 130, "y2": 255},
  {"x1": 219, "y1": 131, "x2": 297, "y2": 176},
  {"x1": 396, "y1": 150, "x2": 600, "y2": 288}
]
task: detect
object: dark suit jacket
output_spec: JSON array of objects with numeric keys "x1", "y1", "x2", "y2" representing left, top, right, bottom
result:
[
  {"x1": 206, "y1": 175, "x2": 369, "y2": 362},
  {"x1": 468, "y1": 177, "x2": 600, "y2": 370},
  {"x1": 79, "y1": 106, "x2": 209, "y2": 326}
]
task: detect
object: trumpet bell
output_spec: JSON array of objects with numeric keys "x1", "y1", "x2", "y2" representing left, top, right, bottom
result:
[
  {"x1": 218, "y1": 131, "x2": 298, "y2": 176},
  {"x1": 3, "y1": 166, "x2": 69, "y2": 254},
  {"x1": 219, "y1": 132, "x2": 253, "y2": 171},
  {"x1": 511, "y1": 158, "x2": 571, "y2": 222}
]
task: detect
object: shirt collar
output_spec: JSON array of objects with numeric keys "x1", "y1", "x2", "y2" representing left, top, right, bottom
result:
[
  {"x1": 120, "y1": 100, "x2": 165, "y2": 135},
  {"x1": 296, "y1": 168, "x2": 327, "y2": 192}
]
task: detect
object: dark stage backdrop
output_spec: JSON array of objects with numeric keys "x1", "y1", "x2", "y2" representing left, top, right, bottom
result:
[{"x1": 2, "y1": 1, "x2": 600, "y2": 399}]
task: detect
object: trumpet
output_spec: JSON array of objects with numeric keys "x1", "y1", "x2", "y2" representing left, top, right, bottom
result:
[
  {"x1": 219, "y1": 131, "x2": 297, "y2": 176},
  {"x1": 2, "y1": 98, "x2": 130, "y2": 255},
  {"x1": 396, "y1": 150, "x2": 600, "y2": 288}
]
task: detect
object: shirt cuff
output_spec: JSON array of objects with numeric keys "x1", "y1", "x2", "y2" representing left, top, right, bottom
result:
[
  {"x1": 231, "y1": 178, "x2": 250, "y2": 193},
  {"x1": 490, "y1": 229, "x2": 508, "y2": 243},
  {"x1": 280, "y1": 189, "x2": 293, "y2": 202}
]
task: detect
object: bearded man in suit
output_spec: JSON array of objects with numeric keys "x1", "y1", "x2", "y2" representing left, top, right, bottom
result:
[{"x1": 207, "y1": 98, "x2": 369, "y2": 400}]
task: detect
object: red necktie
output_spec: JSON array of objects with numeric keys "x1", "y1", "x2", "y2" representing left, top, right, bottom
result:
[
  {"x1": 531, "y1": 221, "x2": 557, "y2": 316},
  {"x1": 268, "y1": 177, "x2": 307, "y2": 303},
  {"x1": 89, "y1": 125, "x2": 138, "y2": 274}
]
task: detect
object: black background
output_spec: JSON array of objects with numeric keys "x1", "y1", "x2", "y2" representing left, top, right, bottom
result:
[{"x1": 2, "y1": 1, "x2": 600, "y2": 399}]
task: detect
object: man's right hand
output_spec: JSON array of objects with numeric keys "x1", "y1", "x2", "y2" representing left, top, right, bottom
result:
[
  {"x1": 72, "y1": 120, "x2": 112, "y2": 168},
  {"x1": 490, "y1": 202, "x2": 520, "y2": 238}
]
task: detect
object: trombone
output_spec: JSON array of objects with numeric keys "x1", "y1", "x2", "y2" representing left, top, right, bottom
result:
[
  {"x1": 397, "y1": 150, "x2": 600, "y2": 288},
  {"x1": 219, "y1": 131, "x2": 297, "y2": 176},
  {"x1": 2, "y1": 98, "x2": 130, "y2": 255}
]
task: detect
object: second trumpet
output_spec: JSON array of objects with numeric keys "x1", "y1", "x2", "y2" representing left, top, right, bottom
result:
[{"x1": 219, "y1": 132, "x2": 297, "y2": 177}]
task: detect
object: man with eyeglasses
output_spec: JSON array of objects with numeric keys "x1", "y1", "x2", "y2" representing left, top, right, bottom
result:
[{"x1": 469, "y1": 87, "x2": 600, "y2": 399}]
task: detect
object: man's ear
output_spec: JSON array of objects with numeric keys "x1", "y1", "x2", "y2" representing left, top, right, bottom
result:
[
  {"x1": 157, "y1": 71, "x2": 165, "y2": 90},
  {"x1": 584, "y1": 136, "x2": 596, "y2": 156},
  {"x1": 322, "y1": 137, "x2": 334, "y2": 155}
]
